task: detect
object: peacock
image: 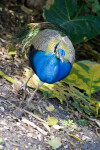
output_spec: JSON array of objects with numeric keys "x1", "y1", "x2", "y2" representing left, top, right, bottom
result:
[{"x1": 21, "y1": 28, "x2": 75, "y2": 104}]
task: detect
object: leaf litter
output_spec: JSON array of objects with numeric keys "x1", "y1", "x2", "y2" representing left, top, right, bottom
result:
[{"x1": 0, "y1": 1, "x2": 100, "y2": 150}]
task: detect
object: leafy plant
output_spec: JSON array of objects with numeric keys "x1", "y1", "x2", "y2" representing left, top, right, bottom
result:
[
  {"x1": 64, "y1": 61, "x2": 100, "y2": 99},
  {"x1": 75, "y1": 119, "x2": 88, "y2": 126},
  {"x1": 88, "y1": 0, "x2": 100, "y2": 16},
  {"x1": 26, "y1": 60, "x2": 100, "y2": 116},
  {"x1": 63, "y1": 119, "x2": 74, "y2": 127},
  {"x1": 44, "y1": 0, "x2": 100, "y2": 44},
  {"x1": 16, "y1": 0, "x2": 100, "y2": 48},
  {"x1": 0, "y1": 60, "x2": 99, "y2": 117}
]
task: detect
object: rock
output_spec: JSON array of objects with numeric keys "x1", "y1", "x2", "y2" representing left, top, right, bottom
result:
[
  {"x1": 64, "y1": 145, "x2": 68, "y2": 149},
  {"x1": 27, "y1": 133, "x2": 33, "y2": 138},
  {"x1": 82, "y1": 135, "x2": 91, "y2": 141},
  {"x1": 0, "y1": 106, "x2": 5, "y2": 112},
  {"x1": 71, "y1": 123, "x2": 82, "y2": 131}
]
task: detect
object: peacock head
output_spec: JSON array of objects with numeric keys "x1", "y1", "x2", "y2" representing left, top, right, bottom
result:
[{"x1": 54, "y1": 41, "x2": 65, "y2": 62}]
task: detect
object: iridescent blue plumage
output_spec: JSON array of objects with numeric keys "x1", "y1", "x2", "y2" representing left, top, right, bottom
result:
[
  {"x1": 21, "y1": 29, "x2": 75, "y2": 103},
  {"x1": 29, "y1": 45, "x2": 72, "y2": 84}
]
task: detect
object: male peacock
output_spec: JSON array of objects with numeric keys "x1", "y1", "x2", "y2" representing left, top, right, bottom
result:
[{"x1": 22, "y1": 29, "x2": 75, "y2": 104}]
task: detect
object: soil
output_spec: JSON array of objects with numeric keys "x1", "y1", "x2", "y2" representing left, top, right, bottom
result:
[{"x1": 0, "y1": 1, "x2": 100, "y2": 150}]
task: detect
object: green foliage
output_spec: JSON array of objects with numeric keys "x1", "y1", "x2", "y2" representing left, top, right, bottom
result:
[
  {"x1": 75, "y1": 119, "x2": 88, "y2": 126},
  {"x1": 8, "y1": 45, "x2": 17, "y2": 55},
  {"x1": 63, "y1": 119, "x2": 74, "y2": 127},
  {"x1": 47, "y1": 116, "x2": 58, "y2": 126},
  {"x1": 14, "y1": 0, "x2": 100, "y2": 117},
  {"x1": 68, "y1": 133, "x2": 84, "y2": 143},
  {"x1": 44, "y1": 0, "x2": 100, "y2": 44},
  {"x1": 1, "y1": 60, "x2": 100, "y2": 117},
  {"x1": 16, "y1": 1, "x2": 100, "y2": 46},
  {"x1": 88, "y1": 0, "x2": 100, "y2": 16},
  {"x1": 25, "y1": 61, "x2": 100, "y2": 117},
  {"x1": 16, "y1": 24, "x2": 40, "y2": 52},
  {"x1": 64, "y1": 61, "x2": 100, "y2": 98},
  {"x1": 62, "y1": 61, "x2": 100, "y2": 116},
  {"x1": 0, "y1": 71, "x2": 17, "y2": 84}
]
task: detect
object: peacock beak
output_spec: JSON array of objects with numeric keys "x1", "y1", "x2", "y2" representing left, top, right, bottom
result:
[{"x1": 60, "y1": 55, "x2": 64, "y2": 63}]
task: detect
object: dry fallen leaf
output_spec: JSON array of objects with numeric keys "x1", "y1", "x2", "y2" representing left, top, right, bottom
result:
[
  {"x1": 48, "y1": 137, "x2": 62, "y2": 149},
  {"x1": 52, "y1": 124, "x2": 64, "y2": 130}
]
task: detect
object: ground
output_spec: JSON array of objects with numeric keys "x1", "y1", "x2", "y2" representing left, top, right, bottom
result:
[{"x1": 0, "y1": 1, "x2": 100, "y2": 150}]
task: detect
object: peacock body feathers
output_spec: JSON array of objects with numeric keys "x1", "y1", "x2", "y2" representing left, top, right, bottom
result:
[
  {"x1": 17, "y1": 26, "x2": 76, "y2": 103},
  {"x1": 29, "y1": 29, "x2": 75, "y2": 84},
  {"x1": 29, "y1": 47, "x2": 72, "y2": 84}
]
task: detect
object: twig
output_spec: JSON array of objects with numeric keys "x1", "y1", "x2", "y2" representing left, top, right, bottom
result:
[
  {"x1": 12, "y1": 143, "x2": 24, "y2": 148},
  {"x1": 24, "y1": 109, "x2": 46, "y2": 123},
  {"x1": 21, "y1": 117, "x2": 48, "y2": 135},
  {"x1": 24, "y1": 110, "x2": 51, "y2": 132},
  {"x1": 0, "y1": 96, "x2": 50, "y2": 133},
  {"x1": 96, "y1": 127, "x2": 100, "y2": 138}
]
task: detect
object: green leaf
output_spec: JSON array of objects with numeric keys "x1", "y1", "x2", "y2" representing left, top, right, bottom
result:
[
  {"x1": 0, "y1": 138, "x2": 3, "y2": 144},
  {"x1": 8, "y1": 45, "x2": 17, "y2": 55},
  {"x1": 0, "y1": 7, "x2": 2, "y2": 11},
  {"x1": 68, "y1": 133, "x2": 84, "y2": 143},
  {"x1": 88, "y1": 0, "x2": 100, "y2": 15},
  {"x1": 63, "y1": 61, "x2": 100, "y2": 116},
  {"x1": 75, "y1": 119, "x2": 87, "y2": 126},
  {"x1": 21, "y1": 5, "x2": 34, "y2": 14},
  {"x1": 48, "y1": 137, "x2": 62, "y2": 149},
  {"x1": 72, "y1": 101, "x2": 82, "y2": 113},
  {"x1": 0, "y1": 71, "x2": 17, "y2": 84},
  {"x1": 63, "y1": 119, "x2": 74, "y2": 127},
  {"x1": 44, "y1": 0, "x2": 100, "y2": 44},
  {"x1": 47, "y1": 116, "x2": 58, "y2": 126},
  {"x1": 46, "y1": 105, "x2": 55, "y2": 112},
  {"x1": 64, "y1": 61, "x2": 100, "y2": 97}
]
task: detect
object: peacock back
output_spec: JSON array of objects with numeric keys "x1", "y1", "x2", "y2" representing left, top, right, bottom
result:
[{"x1": 31, "y1": 29, "x2": 75, "y2": 64}]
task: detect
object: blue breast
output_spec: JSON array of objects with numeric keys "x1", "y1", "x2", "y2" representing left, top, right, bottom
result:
[{"x1": 29, "y1": 51, "x2": 72, "y2": 84}]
